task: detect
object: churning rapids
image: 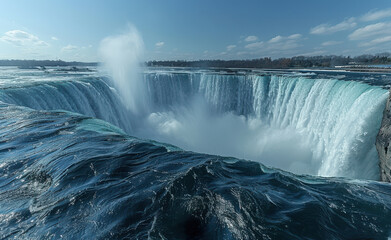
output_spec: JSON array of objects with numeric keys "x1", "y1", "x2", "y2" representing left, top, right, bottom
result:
[{"x1": 1, "y1": 66, "x2": 391, "y2": 239}]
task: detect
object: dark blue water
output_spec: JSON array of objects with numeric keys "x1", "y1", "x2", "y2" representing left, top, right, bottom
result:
[{"x1": 1, "y1": 67, "x2": 391, "y2": 239}]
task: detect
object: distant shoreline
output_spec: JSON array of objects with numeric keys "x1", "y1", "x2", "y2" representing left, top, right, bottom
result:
[
  {"x1": 0, "y1": 60, "x2": 98, "y2": 67},
  {"x1": 1, "y1": 55, "x2": 391, "y2": 74}
]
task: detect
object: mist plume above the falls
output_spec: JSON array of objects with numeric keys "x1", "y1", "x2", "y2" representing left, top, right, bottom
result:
[{"x1": 99, "y1": 24, "x2": 148, "y2": 114}]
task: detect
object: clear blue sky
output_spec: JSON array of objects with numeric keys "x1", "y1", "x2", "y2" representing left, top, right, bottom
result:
[{"x1": 0, "y1": 0, "x2": 390, "y2": 61}]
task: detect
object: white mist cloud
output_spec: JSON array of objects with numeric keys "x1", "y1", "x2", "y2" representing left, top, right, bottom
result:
[
  {"x1": 155, "y1": 41, "x2": 164, "y2": 48},
  {"x1": 0, "y1": 30, "x2": 48, "y2": 47},
  {"x1": 361, "y1": 9, "x2": 391, "y2": 22},
  {"x1": 139, "y1": 98, "x2": 316, "y2": 176},
  {"x1": 99, "y1": 25, "x2": 146, "y2": 114},
  {"x1": 51, "y1": 36, "x2": 58, "y2": 41},
  {"x1": 245, "y1": 35, "x2": 258, "y2": 42},
  {"x1": 310, "y1": 18, "x2": 356, "y2": 34}
]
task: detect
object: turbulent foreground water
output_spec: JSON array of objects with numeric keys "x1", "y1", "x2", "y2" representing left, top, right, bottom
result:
[{"x1": 1, "y1": 67, "x2": 391, "y2": 239}]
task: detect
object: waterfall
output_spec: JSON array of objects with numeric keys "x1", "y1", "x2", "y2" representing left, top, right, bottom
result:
[
  {"x1": 0, "y1": 71, "x2": 387, "y2": 179},
  {"x1": 143, "y1": 72, "x2": 388, "y2": 179}
]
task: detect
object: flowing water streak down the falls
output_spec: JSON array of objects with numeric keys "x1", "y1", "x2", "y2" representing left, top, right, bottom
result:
[{"x1": 0, "y1": 70, "x2": 387, "y2": 179}]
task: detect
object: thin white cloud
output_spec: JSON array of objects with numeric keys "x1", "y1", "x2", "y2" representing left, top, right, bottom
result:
[
  {"x1": 362, "y1": 9, "x2": 391, "y2": 22},
  {"x1": 245, "y1": 41, "x2": 264, "y2": 49},
  {"x1": 236, "y1": 51, "x2": 248, "y2": 56},
  {"x1": 321, "y1": 41, "x2": 342, "y2": 46},
  {"x1": 267, "y1": 34, "x2": 302, "y2": 44},
  {"x1": 81, "y1": 45, "x2": 93, "y2": 49},
  {"x1": 288, "y1": 34, "x2": 302, "y2": 40},
  {"x1": 349, "y1": 22, "x2": 391, "y2": 40},
  {"x1": 51, "y1": 36, "x2": 58, "y2": 41},
  {"x1": 310, "y1": 18, "x2": 356, "y2": 34},
  {"x1": 245, "y1": 33, "x2": 302, "y2": 55},
  {"x1": 155, "y1": 41, "x2": 164, "y2": 48},
  {"x1": 359, "y1": 36, "x2": 391, "y2": 47},
  {"x1": 0, "y1": 30, "x2": 48, "y2": 47},
  {"x1": 270, "y1": 40, "x2": 300, "y2": 51},
  {"x1": 226, "y1": 44, "x2": 236, "y2": 51},
  {"x1": 268, "y1": 35, "x2": 283, "y2": 43},
  {"x1": 61, "y1": 44, "x2": 78, "y2": 51},
  {"x1": 245, "y1": 35, "x2": 258, "y2": 42},
  {"x1": 370, "y1": 35, "x2": 391, "y2": 44}
]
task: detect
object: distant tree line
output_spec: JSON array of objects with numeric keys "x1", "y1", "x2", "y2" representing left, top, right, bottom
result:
[
  {"x1": 0, "y1": 60, "x2": 97, "y2": 67},
  {"x1": 1, "y1": 53, "x2": 391, "y2": 69},
  {"x1": 147, "y1": 53, "x2": 391, "y2": 69}
]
